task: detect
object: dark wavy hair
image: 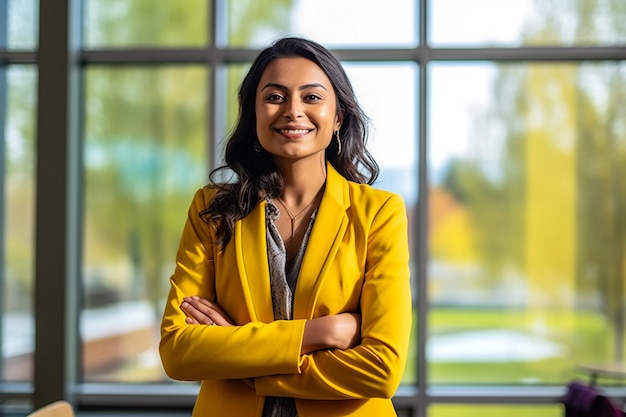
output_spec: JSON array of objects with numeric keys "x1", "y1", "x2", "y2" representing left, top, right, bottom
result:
[{"x1": 202, "y1": 36, "x2": 379, "y2": 248}]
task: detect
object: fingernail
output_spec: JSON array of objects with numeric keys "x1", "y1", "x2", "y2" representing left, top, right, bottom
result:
[{"x1": 181, "y1": 302, "x2": 189, "y2": 309}]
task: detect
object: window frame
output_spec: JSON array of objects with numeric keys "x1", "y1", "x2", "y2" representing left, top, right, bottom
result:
[{"x1": 0, "y1": 0, "x2": 624, "y2": 415}]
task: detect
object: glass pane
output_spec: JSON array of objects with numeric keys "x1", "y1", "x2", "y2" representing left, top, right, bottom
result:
[
  {"x1": 430, "y1": 0, "x2": 626, "y2": 47},
  {"x1": 343, "y1": 63, "x2": 418, "y2": 385},
  {"x1": 430, "y1": 404, "x2": 562, "y2": 417},
  {"x1": 343, "y1": 63, "x2": 418, "y2": 210},
  {"x1": 428, "y1": 62, "x2": 626, "y2": 384},
  {"x1": 2, "y1": 66, "x2": 37, "y2": 382},
  {"x1": 83, "y1": 66, "x2": 208, "y2": 382},
  {"x1": 7, "y1": 0, "x2": 38, "y2": 49},
  {"x1": 228, "y1": 0, "x2": 417, "y2": 48},
  {"x1": 83, "y1": 0, "x2": 208, "y2": 48}
]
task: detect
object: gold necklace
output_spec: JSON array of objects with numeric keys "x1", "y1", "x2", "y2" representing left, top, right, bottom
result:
[{"x1": 277, "y1": 190, "x2": 322, "y2": 239}]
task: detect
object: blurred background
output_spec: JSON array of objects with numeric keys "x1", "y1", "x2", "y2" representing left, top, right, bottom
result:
[{"x1": 1, "y1": 0, "x2": 625, "y2": 416}]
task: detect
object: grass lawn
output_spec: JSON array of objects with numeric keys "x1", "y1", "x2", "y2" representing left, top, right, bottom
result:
[
  {"x1": 402, "y1": 307, "x2": 616, "y2": 384},
  {"x1": 398, "y1": 307, "x2": 623, "y2": 416}
]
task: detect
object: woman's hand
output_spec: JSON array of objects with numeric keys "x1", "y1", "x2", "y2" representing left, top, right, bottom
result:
[
  {"x1": 180, "y1": 296, "x2": 235, "y2": 326},
  {"x1": 301, "y1": 313, "x2": 361, "y2": 354}
]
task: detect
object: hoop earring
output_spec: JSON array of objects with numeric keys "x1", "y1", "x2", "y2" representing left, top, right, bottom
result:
[
  {"x1": 334, "y1": 131, "x2": 341, "y2": 155},
  {"x1": 254, "y1": 140, "x2": 262, "y2": 153}
]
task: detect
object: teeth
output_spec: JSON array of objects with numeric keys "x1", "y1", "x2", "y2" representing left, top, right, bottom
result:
[{"x1": 279, "y1": 129, "x2": 309, "y2": 134}]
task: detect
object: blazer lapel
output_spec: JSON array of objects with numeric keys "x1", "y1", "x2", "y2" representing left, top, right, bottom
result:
[
  {"x1": 236, "y1": 199, "x2": 275, "y2": 323},
  {"x1": 293, "y1": 164, "x2": 350, "y2": 319}
]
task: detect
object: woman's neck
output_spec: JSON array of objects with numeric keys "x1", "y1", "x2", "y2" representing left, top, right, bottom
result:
[{"x1": 276, "y1": 157, "x2": 327, "y2": 204}]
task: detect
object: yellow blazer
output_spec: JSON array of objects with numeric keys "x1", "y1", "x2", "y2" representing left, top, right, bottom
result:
[{"x1": 160, "y1": 164, "x2": 412, "y2": 417}]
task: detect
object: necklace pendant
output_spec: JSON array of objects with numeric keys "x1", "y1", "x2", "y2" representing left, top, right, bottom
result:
[{"x1": 291, "y1": 218, "x2": 296, "y2": 239}]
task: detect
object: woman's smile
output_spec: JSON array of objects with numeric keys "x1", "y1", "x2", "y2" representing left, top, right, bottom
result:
[{"x1": 275, "y1": 126, "x2": 314, "y2": 139}]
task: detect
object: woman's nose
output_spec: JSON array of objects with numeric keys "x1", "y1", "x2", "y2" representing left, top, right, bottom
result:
[{"x1": 283, "y1": 98, "x2": 303, "y2": 119}]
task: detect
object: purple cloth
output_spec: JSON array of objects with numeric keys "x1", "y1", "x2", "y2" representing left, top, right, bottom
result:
[{"x1": 562, "y1": 381, "x2": 623, "y2": 417}]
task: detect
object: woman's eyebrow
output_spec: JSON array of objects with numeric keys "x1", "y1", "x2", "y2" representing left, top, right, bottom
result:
[
  {"x1": 260, "y1": 82, "x2": 287, "y2": 91},
  {"x1": 260, "y1": 82, "x2": 328, "y2": 92},
  {"x1": 299, "y1": 83, "x2": 328, "y2": 91}
]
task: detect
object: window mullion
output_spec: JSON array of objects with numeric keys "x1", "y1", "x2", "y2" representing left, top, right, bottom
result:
[{"x1": 34, "y1": 0, "x2": 81, "y2": 408}]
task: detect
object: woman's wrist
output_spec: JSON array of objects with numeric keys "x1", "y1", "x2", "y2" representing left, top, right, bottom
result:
[
  {"x1": 301, "y1": 316, "x2": 334, "y2": 354},
  {"x1": 301, "y1": 314, "x2": 360, "y2": 354}
]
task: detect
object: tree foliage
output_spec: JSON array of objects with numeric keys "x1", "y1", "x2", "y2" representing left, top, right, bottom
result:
[{"x1": 441, "y1": 0, "x2": 625, "y2": 324}]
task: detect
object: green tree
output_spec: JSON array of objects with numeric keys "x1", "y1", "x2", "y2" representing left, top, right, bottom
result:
[{"x1": 446, "y1": 0, "x2": 625, "y2": 359}]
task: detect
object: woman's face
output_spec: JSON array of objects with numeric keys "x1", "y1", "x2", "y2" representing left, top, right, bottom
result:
[{"x1": 255, "y1": 57, "x2": 342, "y2": 164}]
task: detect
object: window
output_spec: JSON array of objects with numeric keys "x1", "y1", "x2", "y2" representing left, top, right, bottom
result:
[
  {"x1": 2, "y1": 66, "x2": 37, "y2": 383},
  {"x1": 83, "y1": 0, "x2": 208, "y2": 47},
  {"x1": 1, "y1": 0, "x2": 625, "y2": 416},
  {"x1": 2, "y1": 0, "x2": 38, "y2": 390},
  {"x1": 82, "y1": 65, "x2": 208, "y2": 382},
  {"x1": 428, "y1": 62, "x2": 626, "y2": 385}
]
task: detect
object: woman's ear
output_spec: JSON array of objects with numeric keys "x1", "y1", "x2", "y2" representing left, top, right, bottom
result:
[{"x1": 335, "y1": 109, "x2": 344, "y2": 131}]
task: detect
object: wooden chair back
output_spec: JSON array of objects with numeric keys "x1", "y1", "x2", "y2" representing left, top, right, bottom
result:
[{"x1": 27, "y1": 401, "x2": 75, "y2": 417}]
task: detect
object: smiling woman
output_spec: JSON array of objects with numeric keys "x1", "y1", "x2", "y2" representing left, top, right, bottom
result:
[
  {"x1": 4, "y1": 0, "x2": 626, "y2": 416},
  {"x1": 159, "y1": 37, "x2": 412, "y2": 417}
]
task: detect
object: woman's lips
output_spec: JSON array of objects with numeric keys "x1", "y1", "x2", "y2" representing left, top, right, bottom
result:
[{"x1": 275, "y1": 128, "x2": 313, "y2": 138}]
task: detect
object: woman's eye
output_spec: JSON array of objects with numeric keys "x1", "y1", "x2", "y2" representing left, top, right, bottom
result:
[
  {"x1": 304, "y1": 94, "x2": 321, "y2": 102},
  {"x1": 266, "y1": 94, "x2": 284, "y2": 102}
]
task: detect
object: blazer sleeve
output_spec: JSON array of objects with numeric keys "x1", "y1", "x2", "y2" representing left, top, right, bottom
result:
[
  {"x1": 254, "y1": 193, "x2": 412, "y2": 399},
  {"x1": 159, "y1": 188, "x2": 307, "y2": 381}
]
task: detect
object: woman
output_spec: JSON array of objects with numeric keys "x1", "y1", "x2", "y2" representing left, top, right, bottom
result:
[{"x1": 159, "y1": 37, "x2": 412, "y2": 417}]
